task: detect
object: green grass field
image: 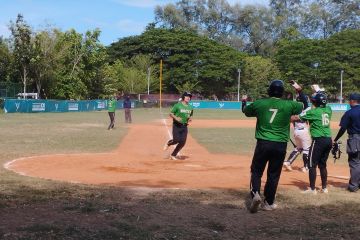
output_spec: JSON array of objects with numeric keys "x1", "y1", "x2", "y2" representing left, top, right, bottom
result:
[{"x1": 0, "y1": 109, "x2": 358, "y2": 240}]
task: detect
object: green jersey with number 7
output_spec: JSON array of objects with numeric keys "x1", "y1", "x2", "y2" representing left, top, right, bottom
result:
[
  {"x1": 299, "y1": 106, "x2": 332, "y2": 138},
  {"x1": 244, "y1": 98, "x2": 303, "y2": 142}
]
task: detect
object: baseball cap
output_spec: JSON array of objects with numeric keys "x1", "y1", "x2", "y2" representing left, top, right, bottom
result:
[{"x1": 349, "y1": 93, "x2": 360, "y2": 101}]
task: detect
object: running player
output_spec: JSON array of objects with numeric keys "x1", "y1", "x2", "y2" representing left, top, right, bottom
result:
[
  {"x1": 163, "y1": 92, "x2": 194, "y2": 160},
  {"x1": 292, "y1": 91, "x2": 332, "y2": 194},
  {"x1": 243, "y1": 80, "x2": 303, "y2": 213},
  {"x1": 283, "y1": 81, "x2": 311, "y2": 173}
]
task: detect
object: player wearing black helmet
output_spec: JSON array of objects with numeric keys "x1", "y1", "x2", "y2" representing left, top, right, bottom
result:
[
  {"x1": 163, "y1": 92, "x2": 193, "y2": 160},
  {"x1": 292, "y1": 90, "x2": 333, "y2": 194},
  {"x1": 243, "y1": 80, "x2": 303, "y2": 213}
]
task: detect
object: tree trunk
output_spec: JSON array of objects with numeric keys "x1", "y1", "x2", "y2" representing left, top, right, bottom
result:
[{"x1": 23, "y1": 67, "x2": 27, "y2": 99}]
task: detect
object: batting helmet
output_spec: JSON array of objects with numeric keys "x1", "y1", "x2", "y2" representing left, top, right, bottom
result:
[
  {"x1": 181, "y1": 91, "x2": 192, "y2": 100},
  {"x1": 268, "y1": 80, "x2": 284, "y2": 98},
  {"x1": 311, "y1": 92, "x2": 327, "y2": 107}
]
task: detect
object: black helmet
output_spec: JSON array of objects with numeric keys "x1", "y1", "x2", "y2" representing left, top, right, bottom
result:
[
  {"x1": 181, "y1": 91, "x2": 192, "y2": 100},
  {"x1": 268, "y1": 80, "x2": 284, "y2": 98},
  {"x1": 311, "y1": 92, "x2": 327, "y2": 107}
]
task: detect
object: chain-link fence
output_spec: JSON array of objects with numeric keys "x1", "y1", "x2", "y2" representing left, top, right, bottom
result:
[{"x1": 0, "y1": 82, "x2": 23, "y2": 98}]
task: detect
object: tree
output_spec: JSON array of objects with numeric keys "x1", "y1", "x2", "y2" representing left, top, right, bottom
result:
[
  {"x1": 242, "y1": 56, "x2": 281, "y2": 99},
  {"x1": 52, "y1": 29, "x2": 107, "y2": 99},
  {"x1": 274, "y1": 30, "x2": 360, "y2": 97},
  {"x1": 9, "y1": 14, "x2": 33, "y2": 98},
  {"x1": 30, "y1": 28, "x2": 62, "y2": 98},
  {"x1": 0, "y1": 38, "x2": 12, "y2": 83},
  {"x1": 108, "y1": 28, "x2": 246, "y2": 98}
]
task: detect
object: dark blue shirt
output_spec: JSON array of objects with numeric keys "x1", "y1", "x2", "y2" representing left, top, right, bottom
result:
[
  {"x1": 339, "y1": 105, "x2": 360, "y2": 134},
  {"x1": 123, "y1": 99, "x2": 131, "y2": 109}
]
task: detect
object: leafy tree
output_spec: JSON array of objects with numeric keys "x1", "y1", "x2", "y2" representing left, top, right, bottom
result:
[
  {"x1": 30, "y1": 28, "x2": 62, "y2": 98},
  {"x1": 274, "y1": 30, "x2": 360, "y2": 98},
  {"x1": 0, "y1": 38, "x2": 12, "y2": 82},
  {"x1": 52, "y1": 29, "x2": 106, "y2": 99},
  {"x1": 108, "y1": 28, "x2": 246, "y2": 98},
  {"x1": 242, "y1": 56, "x2": 281, "y2": 99},
  {"x1": 9, "y1": 14, "x2": 33, "y2": 97}
]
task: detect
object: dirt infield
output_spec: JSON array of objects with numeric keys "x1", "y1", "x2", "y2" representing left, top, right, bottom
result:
[{"x1": 5, "y1": 119, "x2": 348, "y2": 190}]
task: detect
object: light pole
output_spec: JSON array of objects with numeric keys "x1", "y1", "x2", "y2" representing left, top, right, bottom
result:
[
  {"x1": 340, "y1": 70, "x2": 344, "y2": 104},
  {"x1": 159, "y1": 59, "x2": 163, "y2": 109},
  {"x1": 237, "y1": 68, "x2": 241, "y2": 102},
  {"x1": 147, "y1": 66, "x2": 151, "y2": 95}
]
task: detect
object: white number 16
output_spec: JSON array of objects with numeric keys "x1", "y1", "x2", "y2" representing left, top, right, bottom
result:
[{"x1": 269, "y1": 108, "x2": 278, "y2": 123}]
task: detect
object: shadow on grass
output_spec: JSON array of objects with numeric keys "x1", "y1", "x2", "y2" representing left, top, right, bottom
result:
[{"x1": 0, "y1": 181, "x2": 360, "y2": 240}]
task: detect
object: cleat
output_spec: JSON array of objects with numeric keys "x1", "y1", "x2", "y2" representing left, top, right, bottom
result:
[
  {"x1": 320, "y1": 188, "x2": 328, "y2": 194},
  {"x1": 301, "y1": 188, "x2": 317, "y2": 195},
  {"x1": 261, "y1": 201, "x2": 278, "y2": 211},
  {"x1": 283, "y1": 162, "x2": 292, "y2": 171},
  {"x1": 249, "y1": 192, "x2": 261, "y2": 213},
  {"x1": 301, "y1": 167, "x2": 309, "y2": 173},
  {"x1": 170, "y1": 155, "x2": 181, "y2": 161},
  {"x1": 163, "y1": 142, "x2": 170, "y2": 151}
]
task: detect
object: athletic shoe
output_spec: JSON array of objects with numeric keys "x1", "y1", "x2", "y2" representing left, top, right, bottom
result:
[
  {"x1": 261, "y1": 200, "x2": 278, "y2": 211},
  {"x1": 301, "y1": 188, "x2": 317, "y2": 195},
  {"x1": 283, "y1": 162, "x2": 292, "y2": 171},
  {"x1": 320, "y1": 188, "x2": 328, "y2": 194},
  {"x1": 301, "y1": 167, "x2": 309, "y2": 173},
  {"x1": 249, "y1": 192, "x2": 262, "y2": 213},
  {"x1": 163, "y1": 142, "x2": 170, "y2": 151},
  {"x1": 170, "y1": 155, "x2": 181, "y2": 161}
]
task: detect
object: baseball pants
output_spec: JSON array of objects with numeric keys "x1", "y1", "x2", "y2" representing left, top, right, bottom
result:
[
  {"x1": 308, "y1": 137, "x2": 332, "y2": 190},
  {"x1": 348, "y1": 152, "x2": 360, "y2": 192},
  {"x1": 286, "y1": 128, "x2": 311, "y2": 167},
  {"x1": 250, "y1": 139, "x2": 287, "y2": 205},
  {"x1": 167, "y1": 123, "x2": 188, "y2": 157},
  {"x1": 124, "y1": 108, "x2": 132, "y2": 123},
  {"x1": 108, "y1": 112, "x2": 115, "y2": 130}
]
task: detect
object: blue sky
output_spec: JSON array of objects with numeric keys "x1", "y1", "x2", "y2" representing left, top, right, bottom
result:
[{"x1": 0, "y1": 0, "x2": 268, "y2": 46}]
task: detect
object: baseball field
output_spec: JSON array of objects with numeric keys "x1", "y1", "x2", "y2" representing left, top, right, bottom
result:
[{"x1": 0, "y1": 108, "x2": 359, "y2": 239}]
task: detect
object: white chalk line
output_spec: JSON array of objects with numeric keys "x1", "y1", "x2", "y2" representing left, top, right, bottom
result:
[
  {"x1": 160, "y1": 109, "x2": 172, "y2": 139},
  {"x1": 3, "y1": 153, "x2": 108, "y2": 180}
]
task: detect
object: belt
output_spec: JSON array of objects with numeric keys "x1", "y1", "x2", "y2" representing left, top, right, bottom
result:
[{"x1": 295, "y1": 128, "x2": 305, "y2": 130}]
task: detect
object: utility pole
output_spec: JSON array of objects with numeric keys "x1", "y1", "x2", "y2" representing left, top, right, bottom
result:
[
  {"x1": 340, "y1": 70, "x2": 344, "y2": 104},
  {"x1": 147, "y1": 66, "x2": 151, "y2": 95},
  {"x1": 237, "y1": 68, "x2": 241, "y2": 102},
  {"x1": 159, "y1": 59, "x2": 163, "y2": 109}
]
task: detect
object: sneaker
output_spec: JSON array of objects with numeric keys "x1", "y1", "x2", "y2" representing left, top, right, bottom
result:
[
  {"x1": 249, "y1": 192, "x2": 262, "y2": 213},
  {"x1": 163, "y1": 142, "x2": 170, "y2": 151},
  {"x1": 283, "y1": 162, "x2": 292, "y2": 171},
  {"x1": 320, "y1": 188, "x2": 328, "y2": 194},
  {"x1": 301, "y1": 188, "x2": 317, "y2": 195},
  {"x1": 170, "y1": 155, "x2": 181, "y2": 161},
  {"x1": 301, "y1": 167, "x2": 309, "y2": 173},
  {"x1": 261, "y1": 200, "x2": 278, "y2": 211}
]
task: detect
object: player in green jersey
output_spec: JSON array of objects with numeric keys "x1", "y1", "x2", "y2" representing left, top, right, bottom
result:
[
  {"x1": 164, "y1": 92, "x2": 194, "y2": 160},
  {"x1": 294, "y1": 92, "x2": 332, "y2": 194},
  {"x1": 107, "y1": 94, "x2": 117, "y2": 130},
  {"x1": 243, "y1": 80, "x2": 303, "y2": 213}
]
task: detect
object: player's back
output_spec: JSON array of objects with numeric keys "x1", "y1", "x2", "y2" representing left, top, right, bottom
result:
[{"x1": 244, "y1": 97, "x2": 303, "y2": 142}]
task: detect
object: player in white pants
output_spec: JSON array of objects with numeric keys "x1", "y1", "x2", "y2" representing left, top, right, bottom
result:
[
  {"x1": 283, "y1": 81, "x2": 311, "y2": 172},
  {"x1": 283, "y1": 120, "x2": 311, "y2": 172}
]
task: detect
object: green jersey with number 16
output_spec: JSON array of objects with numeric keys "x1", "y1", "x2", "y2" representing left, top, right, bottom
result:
[
  {"x1": 299, "y1": 106, "x2": 332, "y2": 138},
  {"x1": 244, "y1": 98, "x2": 303, "y2": 142}
]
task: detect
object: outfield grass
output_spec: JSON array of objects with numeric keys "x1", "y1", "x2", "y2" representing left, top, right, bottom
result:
[{"x1": 0, "y1": 108, "x2": 358, "y2": 240}]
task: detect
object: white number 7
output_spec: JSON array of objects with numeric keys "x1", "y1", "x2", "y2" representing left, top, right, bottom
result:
[{"x1": 269, "y1": 108, "x2": 278, "y2": 123}]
